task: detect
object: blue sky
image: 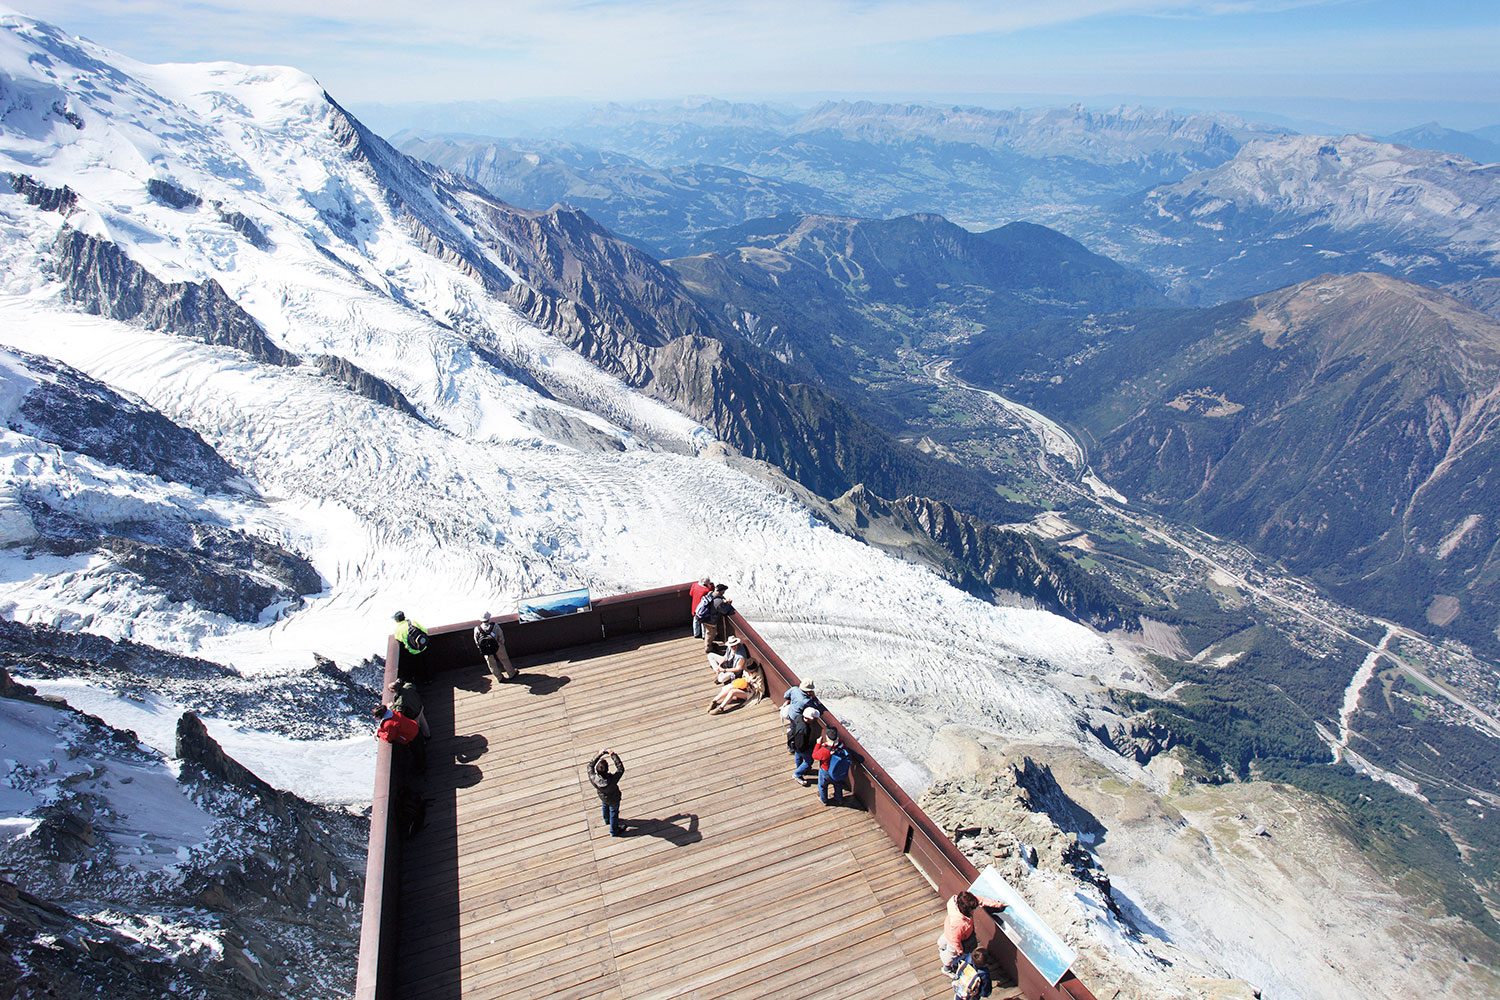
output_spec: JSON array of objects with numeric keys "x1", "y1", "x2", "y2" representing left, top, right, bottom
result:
[{"x1": 18, "y1": 1, "x2": 1500, "y2": 130}]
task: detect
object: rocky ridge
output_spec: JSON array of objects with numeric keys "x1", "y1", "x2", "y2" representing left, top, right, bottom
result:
[
  {"x1": 0, "y1": 667, "x2": 367, "y2": 1000},
  {"x1": 827, "y1": 485, "x2": 1130, "y2": 630}
]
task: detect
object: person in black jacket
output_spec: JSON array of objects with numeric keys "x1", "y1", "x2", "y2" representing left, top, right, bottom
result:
[
  {"x1": 786, "y1": 707, "x2": 821, "y2": 786},
  {"x1": 589, "y1": 749, "x2": 625, "y2": 836}
]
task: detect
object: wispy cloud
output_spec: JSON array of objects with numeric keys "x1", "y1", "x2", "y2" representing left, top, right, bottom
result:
[{"x1": 13, "y1": 0, "x2": 1496, "y2": 105}]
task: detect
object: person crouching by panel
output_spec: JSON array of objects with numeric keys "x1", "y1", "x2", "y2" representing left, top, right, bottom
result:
[
  {"x1": 474, "y1": 611, "x2": 516, "y2": 683},
  {"x1": 374, "y1": 704, "x2": 426, "y2": 774},
  {"x1": 590, "y1": 749, "x2": 625, "y2": 837}
]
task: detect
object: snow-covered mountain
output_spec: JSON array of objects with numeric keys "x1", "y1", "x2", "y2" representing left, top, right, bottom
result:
[
  {"x1": 1087, "y1": 133, "x2": 1500, "y2": 302},
  {"x1": 1, "y1": 9, "x2": 1493, "y2": 1000},
  {"x1": 0, "y1": 9, "x2": 1153, "y2": 996}
]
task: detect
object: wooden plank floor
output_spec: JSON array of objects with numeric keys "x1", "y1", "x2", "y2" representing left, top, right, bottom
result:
[{"x1": 393, "y1": 628, "x2": 963, "y2": 1000}]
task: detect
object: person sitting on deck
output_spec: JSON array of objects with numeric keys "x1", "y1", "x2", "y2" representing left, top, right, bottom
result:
[
  {"x1": 707, "y1": 663, "x2": 765, "y2": 714},
  {"x1": 707, "y1": 635, "x2": 750, "y2": 682},
  {"x1": 937, "y1": 890, "x2": 1006, "y2": 973},
  {"x1": 951, "y1": 947, "x2": 994, "y2": 999},
  {"x1": 689, "y1": 576, "x2": 713, "y2": 639},
  {"x1": 787, "y1": 706, "x2": 821, "y2": 785},
  {"x1": 387, "y1": 678, "x2": 430, "y2": 738},
  {"x1": 589, "y1": 749, "x2": 625, "y2": 837},
  {"x1": 373, "y1": 704, "x2": 426, "y2": 773}
]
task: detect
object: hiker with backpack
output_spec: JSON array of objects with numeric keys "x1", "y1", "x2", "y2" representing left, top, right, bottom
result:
[
  {"x1": 688, "y1": 576, "x2": 713, "y2": 639},
  {"x1": 474, "y1": 611, "x2": 515, "y2": 682},
  {"x1": 589, "y1": 749, "x2": 625, "y2": 836},
  {"x1": 811, "y1": 726, "x2": 853, "y2": 805},
  {"x1": 951, "y1": 947, "x2": 994, "y2": 999},
  {"x1": 373, "y1": 704, "x2": 426, "y2": 773},
  {"x1": 787, "y1": 706, "x2": 821, "y2": 786},
  {"x1": 694, "y1": 583, "x2": 733, "y2": 653},
  {"x1": 392, "y1": 611, "x2": 429, "y2": 656},
  {"x1": 937, "y1": 890, "x2": 1006, "y2": 973},
  {"x1": 387, "y1": 678, "x2": 430, "y2": 737}
]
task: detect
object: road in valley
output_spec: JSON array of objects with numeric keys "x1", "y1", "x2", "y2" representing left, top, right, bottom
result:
[{"x1": 931, "y1": 362, "x2": 1500, "y2": 739}]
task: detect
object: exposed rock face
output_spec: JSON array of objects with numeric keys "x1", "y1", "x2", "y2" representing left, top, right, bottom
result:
[
  {"x1": 18, "y1": 496, "x2": 322, "y2": 623},
  {"x1": 0, "y1": 619, "x2": 372, "y2": 741},
  {"x1": 52, "y1": 228, "x2": 297, "y2": 366},
  {"x1": 214, "y1": 203, "x2": 271, "y2": 249},
  {"x1": 7, "y1": 347, "x2": 238, "y2": 492},
  {"x1": 0, "y1": 877, "x2": 215, "y2": 999},
  {"x1": 0, "y1": 685, "x2": 366, "y2": 1000},
  {"x1": 829, "y1": 485, "x2": 1129, "y2": 628},
  {"x1": 146, "y1": 177, "x2": 201, "y2": 209},
  {"x1": 8, "y1": 171, "x2": 76, "y2": 213},
  {"x1": 314, "y1": 354, "x2": 423, "y2": 421},
  {"x1": 1086, "y1": 134, "x2": 1500, "y2": 303}
]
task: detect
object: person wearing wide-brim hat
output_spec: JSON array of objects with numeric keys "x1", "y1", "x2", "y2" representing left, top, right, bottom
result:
[{"x1": 707, "y1": 634, "x2": 750, "y2": 681}]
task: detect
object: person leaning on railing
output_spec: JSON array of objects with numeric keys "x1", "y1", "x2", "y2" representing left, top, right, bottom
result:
[{"x1": 937, "y1": 890, "x2": 1006, "y2": 973}]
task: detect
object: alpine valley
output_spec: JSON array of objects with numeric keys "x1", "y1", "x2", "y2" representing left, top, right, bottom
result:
[{"x1": 2, "y1": 9, "x2": 1499, "y2": 1000}]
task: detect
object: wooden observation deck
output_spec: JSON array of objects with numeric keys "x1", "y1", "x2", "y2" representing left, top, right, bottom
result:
[{"x1": 355, "y1": 586, "x2": 1095, "y2": 1000}]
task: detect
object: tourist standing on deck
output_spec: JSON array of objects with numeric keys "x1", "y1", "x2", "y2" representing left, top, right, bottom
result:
[
  {"x1": 590, "y1": 749, "x2": 625, "y2": 836},
  {"x1": 474, "y1": 611, "x2": 516, "y2": 682},
  {"x1": 787, "y1": 706, "x2": 820, "y2": 786},
  {"x1": 937, "y1": 891, "x2": 1006, "y2": 972},
  {"x1": 689, "y1": 576, "x2": 713, "y2": 639},
  {"x1": 696, "y1": 583, "x2": 733, "y2": 653},
  {"x1": 781, "y1": 678, "x2": 824, "y2": 721},
  {"x1": 392, "y1": 611, "x2": 429, "y2": 655},
  {"x1": 812, "y1": 726, "x2": 851, "y2": 806},
  {"x1": 387, "y1": 678, "x2": 430, "y2": 738}
]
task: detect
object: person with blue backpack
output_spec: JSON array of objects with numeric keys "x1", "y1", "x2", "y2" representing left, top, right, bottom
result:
[{"x1": 812, "y1": 727, "x2": 853, "y2": 805}]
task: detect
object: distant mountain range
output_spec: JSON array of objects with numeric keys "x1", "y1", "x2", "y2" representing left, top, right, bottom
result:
[
  {"x1": 394, "y1": 99, "x2": 1286, "y2": 234},
  {"x1": 1081, "y1": 134, "x2": 1500, "y2": 305},
  {"x1": 1386, "y1": 122, "x2": 1500, "y2": 166},
  {"x1": 664, "y1": 212, "x2": 1163, "y2": 402},
  {"x1": 957, "y1": 271, "x2": 1500, "y2": 656}
]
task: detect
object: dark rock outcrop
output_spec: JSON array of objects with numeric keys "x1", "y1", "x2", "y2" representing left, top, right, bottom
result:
[
  {"x1": 830, "y1": 485, "x2": 1129, "y2": 628},
  {"x1": 7, "y1": 347, "x2": 238, "y2": 492},
  {"x1": 8, "y1": 172, "x2": 76, "y2": 213},
  {"x1": 52, "y1": 228, "x2": 297, "y2": 366},
  {"x1": 176, "y1": 711, "x2": 289, "y2": 816},
  {"x1": 215, "y1": 203, "x2": 271, "y2": 249},
  {"x1": 146, "y1": 177, "x2": 201, "y2": 209},
  {"x1": 0, "y1": 619, "x2": 369, "y2": 741},
  {"x1": 314, "y1": 354, "x2": 424, "y2": 420}
]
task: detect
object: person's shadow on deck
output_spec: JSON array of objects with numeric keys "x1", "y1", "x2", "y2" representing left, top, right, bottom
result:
[
  {"x1": 450, "y1": 734, "x2": 488, "y2": 764},
  {"x1": 518, "y1": 672, "x2": 570, "y2": 696},
  {"x1": 621, "y1": 812, "x2": 700, "y2": 846}
]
